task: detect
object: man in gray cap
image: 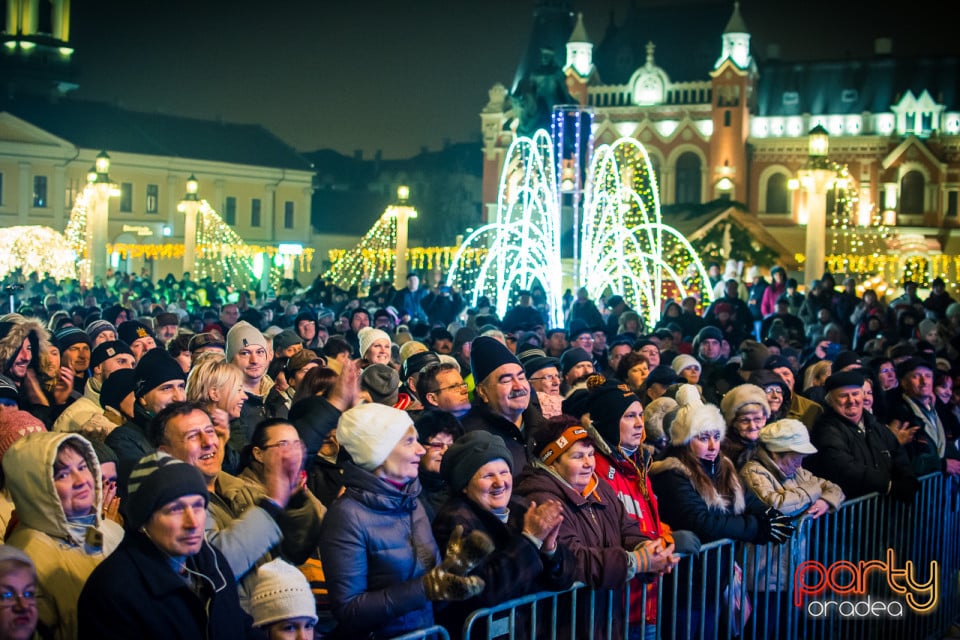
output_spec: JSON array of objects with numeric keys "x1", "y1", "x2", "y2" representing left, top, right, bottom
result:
[{"x1": 460, "y1": 336, "x2": 545, "y2": 471}]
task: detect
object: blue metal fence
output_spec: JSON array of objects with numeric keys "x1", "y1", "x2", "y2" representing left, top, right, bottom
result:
[{"x1": 392, "y1": 472, "x2": 960, "y2": 639}]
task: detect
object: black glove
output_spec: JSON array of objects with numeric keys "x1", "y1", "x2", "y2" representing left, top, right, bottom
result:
[
  {"x1": 756, "y1": 507, "x2": 796, "y2": 545},
  {"x1": 889, "y1": 476, "x2": 921, "y2": 503},
  {"x1": 440, "y1": 525, "x2": 495, "y2": 576}
]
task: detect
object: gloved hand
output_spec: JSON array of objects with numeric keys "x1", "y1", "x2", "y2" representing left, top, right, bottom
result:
[
  {"x1": 422, "y1": 566, "x2": 485, "y2": 601},
  {"x1": 756, "y1": 507, "x2": 795, "y2": 544},
  {"x1": 889, "y1": 476, "x2": 921, "y2": 503},
  {"x1": 440, "y1": 525, "x2": 495, "y2": 576}
]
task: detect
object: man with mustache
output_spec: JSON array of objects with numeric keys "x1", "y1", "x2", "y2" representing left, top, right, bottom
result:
[{"x1": 460, "y1": 336, "x2": 545, "y2": 471}]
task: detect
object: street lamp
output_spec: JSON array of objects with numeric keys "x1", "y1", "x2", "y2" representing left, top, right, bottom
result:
[
  {"x1": 796, "y1": 125, "x2": 836, "y2": 286},
  {"x1": 177, "y1": 174, "x2": 201, "y2": 277},
  {"x1": 388, "y1": 185, "x2": 418, "y2": 290},
  {"x1": 86, "y1": 150, "x2": 117, "y2": 285}
]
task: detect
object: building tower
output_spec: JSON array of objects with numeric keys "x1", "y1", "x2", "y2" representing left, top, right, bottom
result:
[
  {"x1": 708, "y1": 1, "x2": 754, "y2": 202},
  {"x1": 1, "y1": 0, "x2": 77, "y2": 97},
  {"x1": 564, "y1": 12, "x2": 593, "y2": 106}
]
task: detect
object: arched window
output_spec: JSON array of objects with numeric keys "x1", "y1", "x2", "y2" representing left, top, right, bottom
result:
[
  {"x1": 900, "y1": 171, "x2": 925, "y2": 214},
  {"x1": 675, "y1": 152, "x2": 701, "y2": 204},
  {"x1": 765, "y1": 173, "x2": 791, "y2": 213}
]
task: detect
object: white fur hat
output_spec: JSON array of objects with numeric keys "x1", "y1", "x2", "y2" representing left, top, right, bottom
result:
[
  {"x1": 358, "y1": 326, "x2": 392, "y2": 359},
  {"x1": 670, "y1": 403, "x2": 726, "y2": 446},
  {"x1": 250, "y1": 558, "x2": 317, "y2": 628},
  {"x1": 671, "y1": 354, "x2": 701, "y2": 375},
  {"x1": 719, "y1": 384, "x2": 770, "y2": 425},
  {"x1": 643, "y1": 397, "x2": 678, "y2": 441},
  {"x1": 337, "y1": 403, "x2": 414, "y2": 471}
]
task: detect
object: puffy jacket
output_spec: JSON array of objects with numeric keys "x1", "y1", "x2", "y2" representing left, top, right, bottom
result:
[
  {"x1": 78, "y1": 531, "x2": 261, "y2": 639},
  {"x1": 3, "y1": 432, "x2": 124, "y2": 640},
  {"x1": 319, "y1": 461, "x2": 439, "y2": 639}
]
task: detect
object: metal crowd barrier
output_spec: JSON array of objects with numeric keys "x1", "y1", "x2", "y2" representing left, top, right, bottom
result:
[{"x1": 393, "y1": 472, "x2": 960, "y2": 639}]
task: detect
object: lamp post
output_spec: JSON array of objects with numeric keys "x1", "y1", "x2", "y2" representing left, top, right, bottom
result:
[
  {"x1": 795, "y1": 125, "x2": 836, "y2": 286},
  {"x1": 389, "y1": 185, "x2": 417, "y2": 290},
  {"x1": 177, "y1": 174, "x2": 200, "y2": 278},
  {"x1": 86, "y1": 151, "x2": 116, "y2": 285}
]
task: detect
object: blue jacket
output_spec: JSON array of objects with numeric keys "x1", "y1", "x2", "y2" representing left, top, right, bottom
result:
[{"x1": 320, "y1": 462, "x2": 440, "y2": 638}]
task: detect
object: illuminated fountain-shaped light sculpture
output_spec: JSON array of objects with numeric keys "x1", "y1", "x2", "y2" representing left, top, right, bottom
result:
[{"x1": 449, "y1": 132, "x2": 710, "y2": 328}]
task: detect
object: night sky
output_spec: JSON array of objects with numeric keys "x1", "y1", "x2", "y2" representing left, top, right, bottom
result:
[{"x1": 67, "y1": 0, "x2": 960, "y2": 159}]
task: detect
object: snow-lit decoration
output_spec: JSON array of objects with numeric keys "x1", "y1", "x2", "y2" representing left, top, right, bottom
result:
[
  {"x1": 193, "y1": 200, "x2": 266, "y2": 287},
  {"x1": 64, "y1": 185, "x2": 93, "y2": 283},
  {"x1": 0, "y1": 226, "x2": 77, "y2": 281}
]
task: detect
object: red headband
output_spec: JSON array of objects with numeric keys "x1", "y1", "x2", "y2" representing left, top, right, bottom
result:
[{"x1": 539, "y1": 426, "x2": 590, "y2": 466}]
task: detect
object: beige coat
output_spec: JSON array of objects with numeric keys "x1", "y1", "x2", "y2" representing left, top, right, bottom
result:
[{"x1": 3, "y1": 432, "x2": 123, "y2": 640}]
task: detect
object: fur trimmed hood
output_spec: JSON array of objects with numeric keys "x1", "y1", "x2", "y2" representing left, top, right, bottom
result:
[
  {"x1": 649, "y1": 455, "x2": 746, "y2": 514},
  {"x1": 0, "y1": 317, "x2": 50, "y2": 378}
]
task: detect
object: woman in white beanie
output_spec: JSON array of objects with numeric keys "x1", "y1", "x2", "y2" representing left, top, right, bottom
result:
[
  {"x1": 250, "y1": 558, "x2": 318, "y2": 639},
  {"x1": 671, "y1": 354, "x2": 701, "y2": 386},
  {"x1": 319, "y1": 403, "x2": 487, "y2": 639},
  {"x1": 649, "y1": 403, "x2": 794, "y2": 639},
  {"x1": 357, "y1": 327, "x2": 392, "y2": 367},
  {"x1": 719, "y1": 383, "x2": 770, "y2": 469}
]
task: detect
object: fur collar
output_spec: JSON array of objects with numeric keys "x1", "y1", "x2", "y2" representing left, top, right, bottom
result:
[{"x1": 649, "y1": 455, "x2": 746, "y2": 514}]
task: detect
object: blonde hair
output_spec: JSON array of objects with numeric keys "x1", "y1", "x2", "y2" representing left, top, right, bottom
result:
[
  {"x1": 803, "y1": 360, "x2": 833, "y2": 391},
  {"x1": 186, "y1": 351, "x2": 244, "y2": 406}
]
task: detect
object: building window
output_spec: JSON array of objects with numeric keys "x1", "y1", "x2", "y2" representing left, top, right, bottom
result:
[
  {"x1": 0, "y1": 173, "x2": 4, "y2": 206},
  {"x1": 946, "y1": 191, "x2": 958, "y2": 217},
  {"x1": 674, "y1": 152, "x2": 702, "y2": 205},
  {"x1": 724, "y1": 110, "x2": 731, "y2": 127},
  {"x1": 145, "y1": 184, "x2": 159, "y2": 213},
  {"x1": 119, "y1": 182, "x2": 133, "y2": 212},
  {"x1": 765, "y1": 174, "x2": 791, "y2": 214},
  {"x1": 33, "y1": 176, "x2": 48, "y2": 208},
  {"x1": 284, "y1": 201, "x2": 295, "y2": 228},
  {"x1": 224, "y1": 196, "x2": 237, "y2": 225},
  {"x1": 251, "y1": 198, "x2": 261, "y2": 227},
  {"x1": 899, "y1": 171, "x2": 925, "y2": 214}
]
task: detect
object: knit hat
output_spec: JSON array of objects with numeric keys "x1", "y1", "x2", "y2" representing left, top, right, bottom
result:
[
  {"x1": 833, "y1": 350, "x2": 862, "y2": 372},
  {"x1": 188, "y1": 332, "x2": 225, "y2": 354},
  {"x1": 719, "y1": 383, "x2": 770, "y2": 424},
  {"x1": 125, "y1": 452, "x2": 208, "y2": 532},
  {"x1": 398, "y1": 340, "x2": 428, "y2": 365},
  {"x1": 133, "y1": 349, "x2": 186, "y2": 399},
  {"x1": 89, "y1": 438, "x2": 119, "y2": 466},
  {"x1": 225, "y1": 321, "x2": 267, "y2": 361},
  {"x1": 586, "y1": 376, "x2": 642, "y2": 448},
  {"x1": 284, "y1": 350, "x2": 324, "y2": 379},
  {"x1": 559, "y1": 348, "x2": 593, "y2": 376},
  {"x1": 671, "y1": 354, "x2": 701, "y2": 375},
  {"x1": 273, "y1": 330, "x2": 303, "y2": 352},
  {"x1": 337, "y1": 403, "x2": 414, "y2": 471},
  {"x1": 760, "y1": 419, "x2": 817, "y2": 455},
  {"x1": 764, "y1": 355, "x2": 794, "y2": 373},
  {"x1": 524, "y1": 355, "x2": 560, "y2": 379},
  {"x1": 402, "y1": 350, "x2": 440, "y2": 380},
  {"x1": 438, "y1": 354, "x2": 460, "y2": 372},
  {"x1": 54, "y1": 327, "x2": 90, "y2": 352},
  {"x1": 85, "y1": 319, "x2": 117, "y2": 344},
  {"x1": 643, "y1": 396, "x2": 678, "y2": 442},
  {"x1": 90, "y1": 340, "x2": 134, "y2": 370},
  {"x1": 360, "y1": 364, "x2": 400, "y2": 406},
  {"x1": 0, "y1": 375, "x2": 18, "y2": 404},
  {"x1": 823, "y1": 370, "x2": 866, "y2": 393},
  {"x1": 441, "y1": 431, "x2": 514, "y2": 494},
  {"x1": 670, "y1": 403, "x2": 726, "y2": 446},
  {"x1": 0, "y1": 544, "x2": 34, "y2": 571},
  {"x1": 739, "y1": 340, "x2": 770, "y2": 371},
  {"x1": 358, "y1": 327, "x2": 391, "y2": 359},
  {"x1": 470, "y1": 336, "x2": 521, "y2": 384},
  {"x1": 250, "y1": 558, "x2": 318, "y2": 628},
  {"x1": 918, "y1": 318, "x2": 937, "y2": 338},
  {"x1": 645, "y1": 365, "x2": 679, "y2": 389},
  {"x1": 693, "y1": 326, "x2": 723, "y2": 347},
  {"x1": 100, "y1": 368, "x2": 136, "y2": 411},
  {"x1": 0, "y1": 410, "x2": 45, "y2": 462},
  {"x1": 117, "y1": 320, "x2": 155, "y2": 346}
]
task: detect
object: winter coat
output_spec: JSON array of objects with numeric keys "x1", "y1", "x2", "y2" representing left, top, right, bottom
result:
[
  {"x1": 432, "y1": 493, "x2": 576, "y2": 637},
  {"x1": 891, "y1": 395, "x2": 960, "y2": 476},
  {"x1": 105, "y1": 402, "x2": 155, "y2": 492},
  {"x1": 77, "y1": 531, "x2": 262, "y2": 640},
  {"x1": 3, "y1": 432, "x2": 124, "y2": 640},
  {"x1": 418, "y1": 467, "x2": 450, "y2": 523},
  {"x1": 319, "y1": 461, "x2": 439, "y2": 639},
  {"x1": 52, "y1": 379, "x2": 102, "y2": 433},
  {"x1": 229, "y1": 376, "x2": 273, "y2": 450},
  {"x1": 721, "y1": 432, "x2": 760, "y2": 470},
  {"x1": 461, "y1": 401, "x2": 544, "y2": 472},
  {"x1": 805, "y1": 406, "x2": 914, "y2": 498},
  {"x1": 305, "y1": 453, "x2": 343, "y2": 509},
  {"x1": 740, "y1": 447, "x2": 844, "y2": 591},
  {"x1": 592, "y1": 433, "x2": 667, "y2": 625},
  {"x1": 515, "y1": 463, "x2": 649, "y2": 640},
  {"x1": 0, "y1": 317, "x2": 56, "y2": 426}
]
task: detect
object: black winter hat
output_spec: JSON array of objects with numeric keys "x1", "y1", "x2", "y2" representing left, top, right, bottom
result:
[
  {"x1": 54, "y1": 327, "x2": 90, "y2": 352},
  {"x1": 587, "y1": 376, "x2": 642, "y2": 448},
  {"x1": 441, "y1": 431, "x2": 513, "y2": 494},
  {"x1": 90, "y1": 340, "x2": 134, "y2": 370},
  {"x1": 402, "y1": 350, "x2": 440, "y2": 380},
  {"x1": 823, "y1": 370, "x2": 866, "y2": 393},
  {"x1": 133, "y1": 349, "x2": 185, "y2": 399},
  {"x1": 117, "y1": 320, "x2": 155, "y2": 345},
  {"x1": 100, "y1": 368, "x2": 136, "y2": 411},
  {"x1": 559, "y1": 348, "x2": 593, "y2": 376},
  {"x1": 470, "y1": 336, "x2": 521, "y2": 384}
]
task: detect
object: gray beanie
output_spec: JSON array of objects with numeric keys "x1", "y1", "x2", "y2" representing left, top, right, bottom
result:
[
  {"x1": 441, "y1": 431, "x2": 513, "y2": 494},
  {"x1": 225, "y1": 321, "x2": 267, "y2": 362},
  {"x1": 360, "y1": 364, "x2": 400, "y2": 406}
]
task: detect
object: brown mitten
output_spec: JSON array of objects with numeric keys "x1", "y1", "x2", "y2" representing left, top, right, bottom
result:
[{"x1": 440, "y1": 524, "x2": 495, "y2": 576}]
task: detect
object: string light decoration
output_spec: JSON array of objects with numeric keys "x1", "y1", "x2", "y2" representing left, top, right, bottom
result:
[
  {"x1": 106, "y1": 242, "x2": 315, "y2": 272},
  {"x1": 0, "y1": 226, "x2": 77, "y2": 280},
  {"x1": 824, "y1": 164, "x2": 894, "y2": 272},
  {"x1": 193, "y1": 200, "x2": 281, "y2": 289},
  {"x1": 323, "y1": 209, "x2": 397, "y2": 294},
  {"x1": 580, "y1": 137, "x2": 712, "y2": 328},
  {"x1": 64, "y1": 185, "x2": 94, "y2": 284}
]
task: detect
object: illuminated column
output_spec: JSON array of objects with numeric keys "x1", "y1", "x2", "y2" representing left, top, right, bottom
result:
[
  {"x1": 796, "y1": 126, "x2": 836, "y2": 286},
  {"x1": 551, "y1": 104, "x2": 595, "y2": 289},
  {"x1": 178, "y1": 175, "x2": 200, "y2": 277},
  {"x1": 87, "y1": 151, "x2": 116, "y2": 284},
  {"x1": 389, "y1": 185, "x2": 417, "y2": 290}
]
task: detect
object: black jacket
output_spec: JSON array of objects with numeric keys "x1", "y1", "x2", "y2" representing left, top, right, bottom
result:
[{"x1": 460, "y1": 402, "x2": 544, "y2": 473}]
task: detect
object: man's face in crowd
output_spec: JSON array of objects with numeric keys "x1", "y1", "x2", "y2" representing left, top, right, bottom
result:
[
  {"x1": 828, "y1": 386, "x2": 864, "y2": 424},
  {"x1": 157, "y1": 324, "x2": 178, "y2": 343},
  {"x1": 219, "y1": 304, "x2": 239, "y2": 329},
  {"x1": 233, "y1": 343, "x2": 268, "y2": 384},
  {"x1": 477, "y1": 363, "x2": 530, "y2": 420},
  {"x1": 607, "y1": 344, "x2": 632, "y2": 374},
  {"x1": 160, "y1": 409, "x2": 221, "y2": 483},
  {"x1": 901, "y1": 366, "x2": 934, "y2": 404},
  {"x1": 139, "y1": 379, "x2": 187, "y2": 414},
  {"x1": 62, "y1": 343, "x2": 91, "y2": 375},
  {"x1": 350, "y1": 312, "x2": 369, "y2": 333}
]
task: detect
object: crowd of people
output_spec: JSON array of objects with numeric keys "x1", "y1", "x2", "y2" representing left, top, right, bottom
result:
[{"x1": 0, "y1": 260, "x2": 956, "y2": 639}]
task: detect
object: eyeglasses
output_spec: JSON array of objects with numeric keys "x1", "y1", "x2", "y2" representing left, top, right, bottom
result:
[
  {"x1": 260, "y1": 439, "x2": 304, "y2": 451},
  {"x1": 432, "y1": 382, "x2": 468, "y2": 393},
  {"x1": 529, "y1": 374, "x2": 561, "y2": 382},
  {"x1": 0, "y1": 589, "x2": 40, "y2": 608},
  {"x1": 424, "y1": 441, "x2": 451, "y2": 451},
  {"x1": 763, "y1": 386, "x2": 784, "y2": 396}
]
